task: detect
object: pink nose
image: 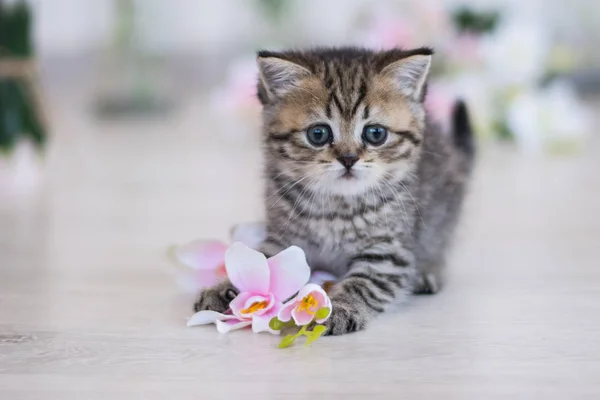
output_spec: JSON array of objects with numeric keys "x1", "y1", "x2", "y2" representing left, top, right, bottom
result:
[{"x1": 337, "y1": 154, "x2": 359, "y2": 170}]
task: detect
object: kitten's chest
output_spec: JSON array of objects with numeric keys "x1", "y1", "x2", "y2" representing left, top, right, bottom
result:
[
  {"x1": 285, "y1": 213, "x2": 385, "y2": 275},
  {"x1": 267, "y1": 181, "x2": 411, "y2": 274}
]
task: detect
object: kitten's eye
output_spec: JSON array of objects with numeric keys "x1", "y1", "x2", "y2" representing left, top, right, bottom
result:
[
  {"x1": 363, "y1": 125, "x2": 388, "y2": 146},
  {"x1": 306, "y1": 125, "x2": 332, "y2": 147}
]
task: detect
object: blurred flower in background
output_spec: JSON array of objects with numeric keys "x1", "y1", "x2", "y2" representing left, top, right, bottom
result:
[
  {"x1": 3, "y1": 0, "x2": 597, "y2": 167},
  {"x1": 208, "y1": 57, "x2": 262, "y2": 135},
  {"x1": 508, "y1": 82, "x2": 591, "y2": 154},
  {"x1": 204, "y1": 0, "x2": 593, "y2": 154}
]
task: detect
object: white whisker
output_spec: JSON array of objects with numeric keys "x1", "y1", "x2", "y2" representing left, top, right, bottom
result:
[{"x1": 268, "y1": 170, "x2": 321, "y2": 210}]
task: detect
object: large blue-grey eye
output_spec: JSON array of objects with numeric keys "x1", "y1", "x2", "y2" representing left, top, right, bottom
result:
[
  {"x1": 306, "y1": 125, "x2": 332, "y2": 146},
  {"x1": 363, "y1": 125, "x2": 388, "y2": 146}
]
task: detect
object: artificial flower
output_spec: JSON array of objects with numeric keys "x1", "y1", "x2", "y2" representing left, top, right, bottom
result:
[
  {"x1": 171, "y1": 222, "x2": 338, "y2": 293},
  {"x1": 172, "y1": 239, "x2": 229, "y2": 290},
  {"x1": 170, "y1": 222, "x2": 267, "y2": 291},
  {"x1": 481, "y1": 19, "x2": 550, "y2": 87},
  {"x1": 187, "y1": 242, "x2": 311, "y2": 333},
  {"x1": 278, "y1": 283, "x2": 332, "y2": 326},
  {"x1": 187, "y1": 309, "x2": 252, "y2": 334},
  {"x1": 507, "y1": 82, "x2": 591, "y2": 154},
  {"x1": 208, "y1": 57, "x2": 261, "y2": 133}
]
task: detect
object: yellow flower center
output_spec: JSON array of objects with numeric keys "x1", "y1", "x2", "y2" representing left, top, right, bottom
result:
[
  {"x1": 240, "y1": 300, "x2": 269, "y2": 315},
  {"x1": 297, "y1": 294, "x2": 319, "y2": 315}
]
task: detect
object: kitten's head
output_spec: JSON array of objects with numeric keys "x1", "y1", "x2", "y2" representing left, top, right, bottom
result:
[{"x1": 258, "y1": 47, "x2": 432, "y2": 196}]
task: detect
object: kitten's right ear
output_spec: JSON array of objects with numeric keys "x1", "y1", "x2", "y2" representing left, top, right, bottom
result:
[{"x1": 257, "y1": 52, "x2": 311, "y2": 102}]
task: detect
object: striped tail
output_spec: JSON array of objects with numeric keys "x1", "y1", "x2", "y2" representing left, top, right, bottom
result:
[{"x1": 451, "y1": 100, "x2": 475, "y2": 159}]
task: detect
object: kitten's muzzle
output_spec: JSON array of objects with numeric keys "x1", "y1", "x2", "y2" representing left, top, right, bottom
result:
[{"x1": 337, "y1": 154, "x2": 359, "y2": 170}]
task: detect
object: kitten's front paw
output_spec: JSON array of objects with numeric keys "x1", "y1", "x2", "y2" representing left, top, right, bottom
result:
[
  {"x1": 193, "y1": 282, "x2": 238, "y2": 313},
  {"x1": 323, "y1": 300, "x2": 366, "y2": 336},
  {"x1": 412, "y1": 271, "x2": 442, "y2": 295}
]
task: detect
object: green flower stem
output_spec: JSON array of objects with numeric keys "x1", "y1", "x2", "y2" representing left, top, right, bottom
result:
[{"x1": 296, "y1": 325, "x2": 307, "y2": 338}]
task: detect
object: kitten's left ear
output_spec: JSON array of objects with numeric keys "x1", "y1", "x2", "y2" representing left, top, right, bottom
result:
[
  {"x1": 257, "y1": 52, "x2": 311, "y2": 102},
  {"x1": 380, "y1": 54, "x2": 432, "y2": 101}
]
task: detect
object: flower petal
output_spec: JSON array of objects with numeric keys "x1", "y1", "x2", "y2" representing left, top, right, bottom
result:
[
  {"x1": 216, "y1": 319, "x2": 252, "y2": 333},
  {"x1": 240, "y1": 293, "x2": 275, "y2": 317},
  {"x1": 186, "y1": 310, "x2": 237, "y2": 327},
  {"x1": 277, "y1": 301, "x2": 296, "y2": 322},
  {"x1": 225, "y1": 242, "x2": 270, "y2": 293},
  {"x1": 309, "y1": 270, "x2": 338, "y2": 287},
  {"x1": 291, "y1": 308, "x2": 315, "y2": 326},
  {"x1": 295, "y1": 283, "x2": 332, "y2": 324},
  {"x1": 267, "y1": 246, "x2": 311, "y2": 301},
  {"x1": 173, "y1": 240, "x2": 227, "y2": 270},
  {"x1": 230, "y1": 293, "x2": 275, "y2": 319},
  {"x1": 251, "y1": 303, "x2": 282, "y2": 334},
  {"x1": 229, "y1": 291, "x2": 254, "y2": 318},
  {"x1": 195, "y1": 269, "x2": 222, "y2": 290},
  {"x1": 231, "y1": 222, "x2": 267, "y2": 249},
  {"x1": 296, "y1": 283, "x2": 328, "y2": 301}
]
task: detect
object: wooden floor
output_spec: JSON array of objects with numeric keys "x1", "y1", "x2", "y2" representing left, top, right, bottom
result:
[{"x1": 1, "y1": 95, "x2": 600, "y2": 399}]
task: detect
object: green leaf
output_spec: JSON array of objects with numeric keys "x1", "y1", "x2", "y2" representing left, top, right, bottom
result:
[
  {"x1": 312, "y1": 325, "x2": 327, "y2": 336},
  {"x1": 278, "y1": 334, "x2": 296, "y2": 349},
  {"x1": 305, "y1": 325, "x2": 327, "y2": 346},
  {"x1": 283, "y1": 319, "x2": 296, "y2": 328},
  {"x1": 269, "y1": 317, "x2": 284, "y2": 331},
  {"x1": 315, "y1": 307, "x2": 331, "y2": 321}
]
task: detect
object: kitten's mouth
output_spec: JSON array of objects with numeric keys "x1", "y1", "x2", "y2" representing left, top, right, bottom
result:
[{"x1": 339, "y1": 170, "x2": 356, "y2": 180}]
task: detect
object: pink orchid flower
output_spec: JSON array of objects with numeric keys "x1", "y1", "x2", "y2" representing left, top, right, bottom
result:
[
  {"x1": 278, "y1": 283, "x2": 332, "y2": 326},
  {"x1": 171, "y1": 222, "x2": 267, "y2": 292},
  {"x1": 172, "y1": 239, "x2": 229, "y2": 290},
  {"x1": 172, "y1": 223, "x2": 337, "y2": 294},
  {"x1": 187, "y1": 242, "x2": 311, "y2": 334}
]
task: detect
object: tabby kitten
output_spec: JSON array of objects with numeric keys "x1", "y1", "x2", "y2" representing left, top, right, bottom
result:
[{"x1": 194, "y1": 47, "x2": 474, "y2": 335}]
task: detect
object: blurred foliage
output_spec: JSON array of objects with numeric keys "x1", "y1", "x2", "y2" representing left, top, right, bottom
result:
[
  {"x1": 452, "y1": 7, "x2": 500, "y2": 35},
  {"x1": 491, "y1": 116, "x2": 513, "y2": 141},
  {"x1": 0, "y1": 0, "x2": 46, "y2": 153},
  {"x1": 0, "y1": 0, "x2": 32, "y2": 57},
  {"x1": 94, "y1": 0, "x2": 173, "y2": 120},
  {"x1": 256, "y1": 0, "x2": 290, "y2": 22},
  {"x1": 113, "y1": 0, "x2": 135, "y2": 52}
]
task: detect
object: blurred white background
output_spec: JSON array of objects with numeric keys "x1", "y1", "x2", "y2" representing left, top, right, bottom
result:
[
  {"x1": 32, "y1": 0, "x2": 600, "y2": 57},
  {"x1": 30, "y1": 0, "x2": 600, "y2": 142},
  {"x1": 2, "y1": 2, "x2": 600, "y2": 398}
]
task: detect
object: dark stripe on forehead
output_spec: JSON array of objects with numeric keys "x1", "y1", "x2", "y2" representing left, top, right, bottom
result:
[
  {"x1": 350, "y1": 80, "x2": 367, "y2": 118},
  {"x1": 330, "y1": 92, "x2": 345, "y2": 116},
  {"x1": 352, "y1": 65, "x2": 366, "y2": 91},
  {"x1": 336, "y1": 64, "x2": 347, "y2": 93},
  {"x1": 323, "y1": 63, "x2": 335, "y2": 90},
  {"x1": 323, "y1": 63, "x2": 337, "y2": 117},
  {"x1": 363, "y1": 105, "x2": 370, "y2": 120}
]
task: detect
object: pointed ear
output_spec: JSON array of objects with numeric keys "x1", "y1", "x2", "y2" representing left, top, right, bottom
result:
[
  {"x1": 257, "y1": 54, "x2": 311, "y2": 101},
  {"x1": 380, "y1": 54, "x2": 432, "y2": 101}
]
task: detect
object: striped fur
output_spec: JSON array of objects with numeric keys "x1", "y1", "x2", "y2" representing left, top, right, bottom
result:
[{"x1": 194, "y1": 47, "x2": 474, "y2": 335}]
